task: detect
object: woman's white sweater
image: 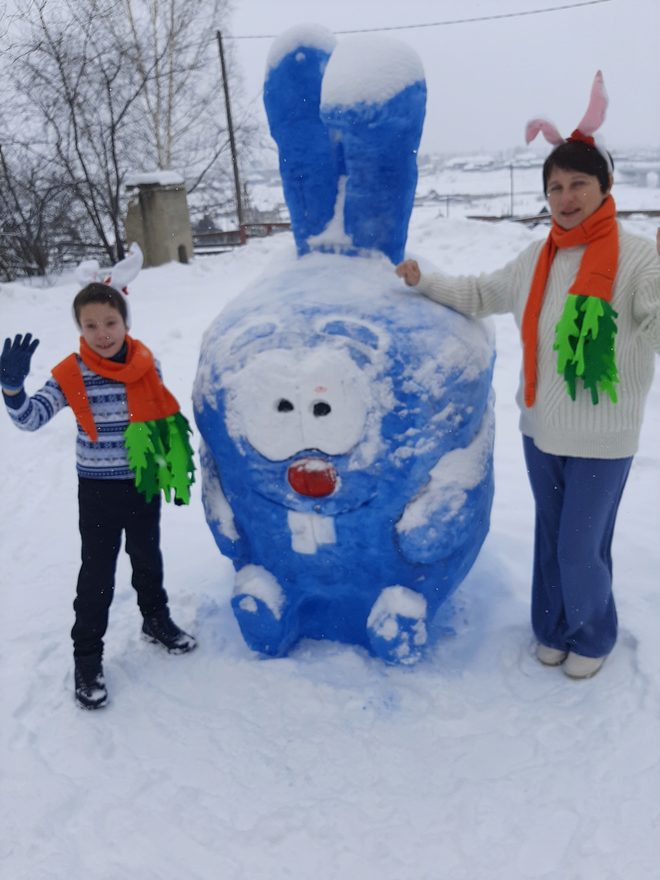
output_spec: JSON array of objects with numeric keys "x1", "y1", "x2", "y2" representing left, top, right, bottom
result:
[{"x1": 416, "y1": 225, "x2": 660, "y2": 458}]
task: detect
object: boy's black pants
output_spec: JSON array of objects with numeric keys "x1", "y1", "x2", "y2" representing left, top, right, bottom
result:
[{"x1": 72, "y1": 479, "x2": 168, "y2": 659}]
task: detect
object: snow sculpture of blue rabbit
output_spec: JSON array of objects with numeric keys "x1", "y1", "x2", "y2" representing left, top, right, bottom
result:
[{"x1": 193, "y1": 25, "x2": 495, "y2": 665}]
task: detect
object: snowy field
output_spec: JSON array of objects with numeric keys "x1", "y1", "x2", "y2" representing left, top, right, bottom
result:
[
  {"x1": 244, "y1": 152, "x2": 660, "y2": 226},
  {"x1": 1, "y1": 189, "x2": 660, "y2": 878}
]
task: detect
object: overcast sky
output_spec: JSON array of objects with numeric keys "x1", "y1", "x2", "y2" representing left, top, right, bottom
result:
[{"x1": 227, "y1": 0, "x2": 660, "y2": 157}]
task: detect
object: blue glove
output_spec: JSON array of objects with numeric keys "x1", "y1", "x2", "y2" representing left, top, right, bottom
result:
[{"x1": 1, "y1": 333, "x2": 40, "y2": 391}]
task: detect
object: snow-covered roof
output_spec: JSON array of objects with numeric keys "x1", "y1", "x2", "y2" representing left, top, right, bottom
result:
[{"x1": 125, "y1": 171, "x2": 185, "y2": 188}]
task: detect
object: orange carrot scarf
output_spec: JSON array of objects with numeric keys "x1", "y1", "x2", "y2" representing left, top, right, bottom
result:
[
  {"x1": 52, "y1": 336, "x2": 195, "y2": 503},
  {"x1": 521, "y1": 194, "x2": 619, "y2": 407}
]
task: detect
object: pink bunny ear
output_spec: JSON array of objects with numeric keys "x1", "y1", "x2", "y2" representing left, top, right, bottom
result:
[
  {"x1": 575, "y1": 70, "x2": 608, "y2": 137},
  {"x1": 525, "y1": 118, "x2": 564, "y2": 147}
]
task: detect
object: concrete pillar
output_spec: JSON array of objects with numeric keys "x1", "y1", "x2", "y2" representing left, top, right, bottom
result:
[{"x1": 125, "y1": 172, "x2": 194, "y2": 268}]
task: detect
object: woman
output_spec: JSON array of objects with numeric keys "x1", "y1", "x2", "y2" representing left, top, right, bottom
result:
[{"x1": 396, "y1": 73, "x2": 660, "y2": 679}]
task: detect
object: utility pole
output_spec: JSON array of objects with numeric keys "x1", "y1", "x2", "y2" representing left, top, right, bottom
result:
[
  {"x1": 509, "y1": 163, "x2": 515, "y2": 217},
  {"x1": 216, "y1": 30, "x2": 245, "y2": 241}
]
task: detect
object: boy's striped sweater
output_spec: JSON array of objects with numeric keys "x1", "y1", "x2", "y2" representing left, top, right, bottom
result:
[{"x1": 4, "y1": 356, "x2": 162, "y2": 479}]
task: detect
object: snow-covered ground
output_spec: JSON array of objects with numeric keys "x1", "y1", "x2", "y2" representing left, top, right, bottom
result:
[{"x1": 2, "y1": 193, "x2": 659, "y2": 878}]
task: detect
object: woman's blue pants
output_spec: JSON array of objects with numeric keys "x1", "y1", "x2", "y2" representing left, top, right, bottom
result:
[{"x1": 523, "y1": 435, "x2": 632, "y2": 658}]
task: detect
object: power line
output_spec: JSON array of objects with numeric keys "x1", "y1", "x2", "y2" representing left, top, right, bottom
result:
[{"x1": 230, "y1": 0, "x2": 614, "y2": 40}]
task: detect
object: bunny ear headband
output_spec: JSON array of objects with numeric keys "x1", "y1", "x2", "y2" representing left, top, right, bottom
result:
[
  {"x1": 525, "y1": 70, "x2": 613, "y2": 172},
  {"x1": 75, "y1": 243, "x2": 143, "y2": 292},
  {"x1": 75, "y1": 244, "x2": 144, "y2": 328}
]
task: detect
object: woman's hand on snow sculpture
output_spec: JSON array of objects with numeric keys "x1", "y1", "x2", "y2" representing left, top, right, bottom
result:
[{"x1": 395, "y1": 260, "x2": 421, "y2": 287}]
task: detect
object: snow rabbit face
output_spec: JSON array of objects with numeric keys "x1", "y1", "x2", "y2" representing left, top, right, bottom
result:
[{"x1": 224, "y1": 346, "x2": 370, "y2": 462}]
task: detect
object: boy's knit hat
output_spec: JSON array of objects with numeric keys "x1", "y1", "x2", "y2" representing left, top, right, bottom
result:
[
  {"x1": 524, "y1": 70, "x2": 613, "y2": 172},
  {"x1": 75, "y1": 243, "x2": 143, "y2": 329}
]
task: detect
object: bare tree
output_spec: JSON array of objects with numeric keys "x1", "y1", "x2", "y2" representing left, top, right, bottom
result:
[
  {"x1": 5, "y1": 0, "x2": 251, "y2": 263},
  {"x1": 118, "y1": 0, "x2": 256, "y2": 196},
  {"x1": 0, "y1": 143, "x2": 74, "y2": 280},
  {"x1": 122, "y1": 0, "x2": 219, "y2": 168},
  {"x1": 7, "y1": 1, "x2": 162, "y2": 258}
]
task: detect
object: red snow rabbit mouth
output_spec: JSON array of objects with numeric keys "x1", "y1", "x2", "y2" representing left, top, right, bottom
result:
[{"x1": 287, "y1": 458, "x2": 337, "y2": 497}]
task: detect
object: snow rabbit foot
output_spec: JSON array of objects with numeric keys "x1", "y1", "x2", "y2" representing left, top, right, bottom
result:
[
  {"x1": 366, "y1": 586, "x2": 428, "y2": 666},
  {"x1": 231, "y1": 565, "x2": 298, "y2": 657}
]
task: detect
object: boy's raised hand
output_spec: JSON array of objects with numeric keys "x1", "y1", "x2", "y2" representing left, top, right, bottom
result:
[{"x1": 1, "y1": 333, "x2": 40, "y2": 391}]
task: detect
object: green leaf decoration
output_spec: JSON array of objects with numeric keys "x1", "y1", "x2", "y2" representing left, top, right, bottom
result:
[
  {"x1": 553, "y1": 294, "x2": 619, "y2": 405},
  {"x1": 125, "y1": 422, "x2": 160, "y2": 502},
  {"x1": 165, "y1": 413, "x2": 196, "y2": 505},
  {"x1": 554, "y1": 295, "x2": 580, "y2": 375},
  {"x1": 563, "y1": 361, "x2": 578, "y2": 401},
  {"x1": 151, "y1": 419, "x2": 172, "y2": 498},
  {"x1": 124, "y1": 413, "x2": 196, "y2": 504}
]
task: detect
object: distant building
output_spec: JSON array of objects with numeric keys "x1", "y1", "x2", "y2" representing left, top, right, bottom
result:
[{"x1": 125, "y1": 171, "x2": 194, "y2": 267}]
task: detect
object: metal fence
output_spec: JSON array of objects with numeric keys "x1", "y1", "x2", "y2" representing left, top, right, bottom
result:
[
  {"x1": 468, "y1": 208, "x2": 660, "y2": 226},
  {"x1": 192, "y1": 221, "x2": 291, "y2": 255}
]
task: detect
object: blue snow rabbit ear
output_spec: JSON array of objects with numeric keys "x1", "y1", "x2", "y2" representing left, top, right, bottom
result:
[
  {"x1": 264, "y1": 25, "x2": 340, "y2": 256},
  {"x1": 265, "y1": 28, "x2": 426, "y2": 264}
]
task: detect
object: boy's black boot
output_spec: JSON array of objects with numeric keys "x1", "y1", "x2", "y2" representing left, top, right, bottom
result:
[
  {"x1": 142, "y1": 608, "x2": 197, "y2": 654},
  {"x1": 74, "y1": 654, "x2": 108, "y2": 710}
]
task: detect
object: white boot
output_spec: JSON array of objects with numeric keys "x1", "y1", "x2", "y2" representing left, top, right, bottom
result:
[
  {"x1": 536, "y1": 643, "x2": 568, "y2": 666},
  {"x1": 563, "y1": 652, "x2": 606, "y2": 680}
]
